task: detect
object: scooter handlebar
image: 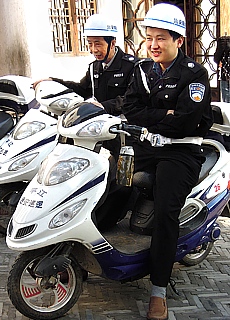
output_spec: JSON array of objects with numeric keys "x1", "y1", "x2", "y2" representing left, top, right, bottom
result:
[
  {"x1": 110, "y1": 123, "x2": 148, "y2": 139},
  {"x1": 122, "y1": 123, "x2": 147, "y2": 136},
  {"x1": 40, "y1": 88, "x2": 74, "y2": 99}
]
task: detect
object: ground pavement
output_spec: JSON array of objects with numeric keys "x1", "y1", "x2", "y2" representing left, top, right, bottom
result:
[{"x1": 0, "y1": 217, "x2": 229, "y2": 320}]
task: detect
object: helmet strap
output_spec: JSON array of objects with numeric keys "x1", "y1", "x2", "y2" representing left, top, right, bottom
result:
[{"x1": 101, "y1": 38, "x2": 113, "y2": 64}]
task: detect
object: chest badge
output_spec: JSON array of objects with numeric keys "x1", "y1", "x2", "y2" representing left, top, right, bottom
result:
[
  {"x1": 114, "y1": 73, "x2": 124, "y2": 78},
  {"x1": 189, "y1": 83, "x2": 205, "y2": 102}
]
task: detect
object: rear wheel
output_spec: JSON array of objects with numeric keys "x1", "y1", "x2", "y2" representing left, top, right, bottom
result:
[
  {"x1": 221, "y1": 202, "x2": 230, "y2": 217},
  {"x1": 7, "y1": 247, "x2": 83, "y2": 320},
  {"x1": 180, "y1": 242, "x2": 214, "y2": 266}
]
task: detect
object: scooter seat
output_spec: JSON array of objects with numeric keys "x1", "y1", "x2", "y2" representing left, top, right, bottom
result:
[
  {"x1": 0, "y1": 111, "x2": 14, "y2": 139},
  {"x1": 211, "y1": 104, "x2": 223, "y2": 124},
  {"x1": 198, "y1": 145, "x2": 218, "y2": 183},
  {"x1": 132, "y1": 145, "x2": 219, "y2": 190},
  {"x1": 133, "y1": 171, "x2": 153, "y2": 190}
]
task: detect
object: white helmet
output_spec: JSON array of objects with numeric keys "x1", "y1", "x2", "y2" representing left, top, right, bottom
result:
[
  {"x1": 84, "y1": 14, "x2": 118, "y2": 37},
  {"x1": 142, "y1": 3, "x2": 186, "y2": 37}
]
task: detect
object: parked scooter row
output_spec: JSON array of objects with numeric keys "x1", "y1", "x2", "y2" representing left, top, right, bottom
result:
[
  {"x1": 5, "y1": 97, "x2": 230, "y2": 320},
  {"x1": 0, "y1": 80, "x2": 83, "y2": 233}
]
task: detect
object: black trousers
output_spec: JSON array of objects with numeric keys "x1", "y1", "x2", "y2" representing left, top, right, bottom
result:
[{"x1": 133, "y1": 141, "x2": 204, "y2": 287}]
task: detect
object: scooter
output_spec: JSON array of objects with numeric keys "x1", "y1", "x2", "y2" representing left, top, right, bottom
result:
[
  {"x1": 0, "y1": 75, "x2": 38, "y2": 140},
  {"x1": 0, "y1": 81, "x2": 83, "y2": 234},
  {"x1": 6, "y1": 101, "x2": 230, "y2": 320},
  {"x1": 0, "y1": 75, "x2": 39, "y2": 233}
]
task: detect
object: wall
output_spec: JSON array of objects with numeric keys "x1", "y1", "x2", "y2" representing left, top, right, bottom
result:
[
  {"x1": 23, "y1": 0, "x2": 94, "y2": 82},
  {"x1": 0, "y1": 0, "x2": 31, "y2": 77}
]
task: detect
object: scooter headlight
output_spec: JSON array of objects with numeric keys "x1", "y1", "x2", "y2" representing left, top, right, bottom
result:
[
  {"x1": 77, "y1": 120, "x2": 105, "y2": 137},
  {"x1": 50, "y1": 98, "x2": 71, "y2": 111},
  {"x1": 14, "y1": 121, "x2": 46, "y2": 140},
  {"x1": 8, "y1": 153, "x2": 39, "y2": 171},
  {"x1": 49, "y1": 199, "x2": 87, "y2": 228},
  {"x1": 37, "y1": 157, "x2": 90, "y2": 186}
]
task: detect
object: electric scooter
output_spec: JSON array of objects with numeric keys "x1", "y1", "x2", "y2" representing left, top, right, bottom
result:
[
  {"x1": 0, "y1": 81, "x2": 83, "y2": 233},
  {"x1": 0, "y1": 75, "x2": 38, "y2": 139},
  {"x1": 0, "y1": 75, "x2": 39, "y2": 233},
  {"x1": 6, "y1": 101, "x2": 230, "y2": 320}
]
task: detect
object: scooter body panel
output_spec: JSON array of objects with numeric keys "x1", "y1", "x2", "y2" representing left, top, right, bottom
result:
[{"x1": 7, "y1": 144, "x2": 111, "y2": 250}]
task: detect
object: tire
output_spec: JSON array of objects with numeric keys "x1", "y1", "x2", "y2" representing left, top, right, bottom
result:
[
  {"x1": 0, "y1": 182, "x2": 27, "y2": 235},
  {"x1": 179, "y1": 241, "x2": 214, "y2": 266},
  {"x1": 221, "y1": 201, "x2": 230, "y2": 217},
  {"x1": 7, "y1": 247, "x2": 83, "y2": 320}
]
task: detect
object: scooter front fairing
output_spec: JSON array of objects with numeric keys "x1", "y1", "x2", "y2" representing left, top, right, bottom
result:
[{"x1": 6, "y1": 144, "x2": 111, "y2": 250}]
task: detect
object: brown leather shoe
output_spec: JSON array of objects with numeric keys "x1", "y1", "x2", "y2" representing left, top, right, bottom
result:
[{"x1": 147, "y1": 296, "x2": 168, "y2": 320}]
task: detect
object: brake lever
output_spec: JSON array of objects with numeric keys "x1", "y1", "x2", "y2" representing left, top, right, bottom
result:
[{"x1": 109, "y1": 127, "x2": 131, "y2": 136}]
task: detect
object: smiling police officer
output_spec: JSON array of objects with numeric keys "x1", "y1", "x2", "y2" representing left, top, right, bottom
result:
[{"x1": 122, "y1": 3, "x2": 213, "y2": 320}]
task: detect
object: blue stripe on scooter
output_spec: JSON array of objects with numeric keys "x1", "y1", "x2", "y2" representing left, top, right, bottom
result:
[
  {"x1": 16, "y1": 135, "x2": 57, "y2": 157},
  {"x1": 207, "y1": 189, "x2": 229, "y2": 210},
  {"x1": 53, "y1": 172, "x2": 106, "y2": 210}
]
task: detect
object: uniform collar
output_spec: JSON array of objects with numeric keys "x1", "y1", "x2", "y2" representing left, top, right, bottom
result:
[
  {"x1": 102, "y1": 47, "x2": 118, "y2": 69},
  {"x1": 153, "y1": 56, "x2": 177, "y2": 76},
  {"x1": 153, "y1": 49, "x2": 184, "y2": 77},
  {"x1": 94, "y1": 47, "x2": 124, "y2": 73}
]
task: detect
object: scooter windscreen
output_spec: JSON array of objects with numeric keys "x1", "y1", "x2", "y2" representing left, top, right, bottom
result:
[{"x1": 62, "y1": 102, "x2": 107, "y2": 128}]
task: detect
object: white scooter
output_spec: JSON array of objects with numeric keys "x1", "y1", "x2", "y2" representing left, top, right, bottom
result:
[
  {"x1": 0, "y1": 81, "x2": 83, "y2": 233},
  {"x1": 0, "y1": 75, "x2": 38, "y2": 139},
  {"x1": 6, "y1": 100, "x2": 230, "y2": 320}
]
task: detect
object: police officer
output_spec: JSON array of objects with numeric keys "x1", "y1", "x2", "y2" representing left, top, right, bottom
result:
[
  {"x1": 122, "y1": 3, "x2": 213, "y2": 320},
  {"x1": 33, "y1": 13, "x2": 138, "y2": 159},
  {"x1": 214, "y1": 35, "x2": 230, "y2": 102}
]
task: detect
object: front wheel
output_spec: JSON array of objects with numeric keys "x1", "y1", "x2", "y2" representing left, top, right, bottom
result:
[
  {"x1": 179, "y1": 242, "x2": 214, "y2": 266},
  {"x1": 7, "y1": 247, "x2": 83, "y2": 320}
]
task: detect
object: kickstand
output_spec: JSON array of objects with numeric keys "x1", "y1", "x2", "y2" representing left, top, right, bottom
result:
[{"x1": 169, "y1": 278, "x2": 180, "y2": 296}]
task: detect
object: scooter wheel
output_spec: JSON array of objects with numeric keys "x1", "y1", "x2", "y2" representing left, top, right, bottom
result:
[
  {"x1": 7, "y1": 247, "x2": 83, "y2": 320},
  {"x1": 179, "y1": 242, "x2": 214, "y2": 266}
]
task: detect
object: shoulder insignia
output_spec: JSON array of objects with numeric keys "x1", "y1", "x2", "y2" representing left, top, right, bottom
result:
[
  {"x1": 189, "y1": 83, "x2": 205, "y2": 102},
  {"x1": 188, "y1": 62, "x2": 195, "y2": 68},
  {"x1": 180, "y1": 59, "x2": 201, "y2": 73},
  {"x1": 123, "y1": 55, "x2": 139, "y2": 63}
]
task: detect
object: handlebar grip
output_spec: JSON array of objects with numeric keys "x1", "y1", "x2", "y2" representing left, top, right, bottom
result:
[
  {"x1": 41, "y1": 88, "x2": 74, "y2": 99},
  {"x1": 122, "y1": 123, "x2": 147, "y2": 136}
]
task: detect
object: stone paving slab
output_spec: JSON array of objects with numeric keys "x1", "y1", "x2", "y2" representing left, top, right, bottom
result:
[{"x1": 0, "y1": 217, "x2": 229, "y2": 320}]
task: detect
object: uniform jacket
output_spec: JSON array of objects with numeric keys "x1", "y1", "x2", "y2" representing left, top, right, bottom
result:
[
  {"x1": 214, "y1": 36, "x2": 230, "y2": 81},
  {"x1": 122, "y1": 49, "x2": 213, "y2": 138},
  {"x1": 51, "y1": 47, "x2": 139, "y2": 115}
]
